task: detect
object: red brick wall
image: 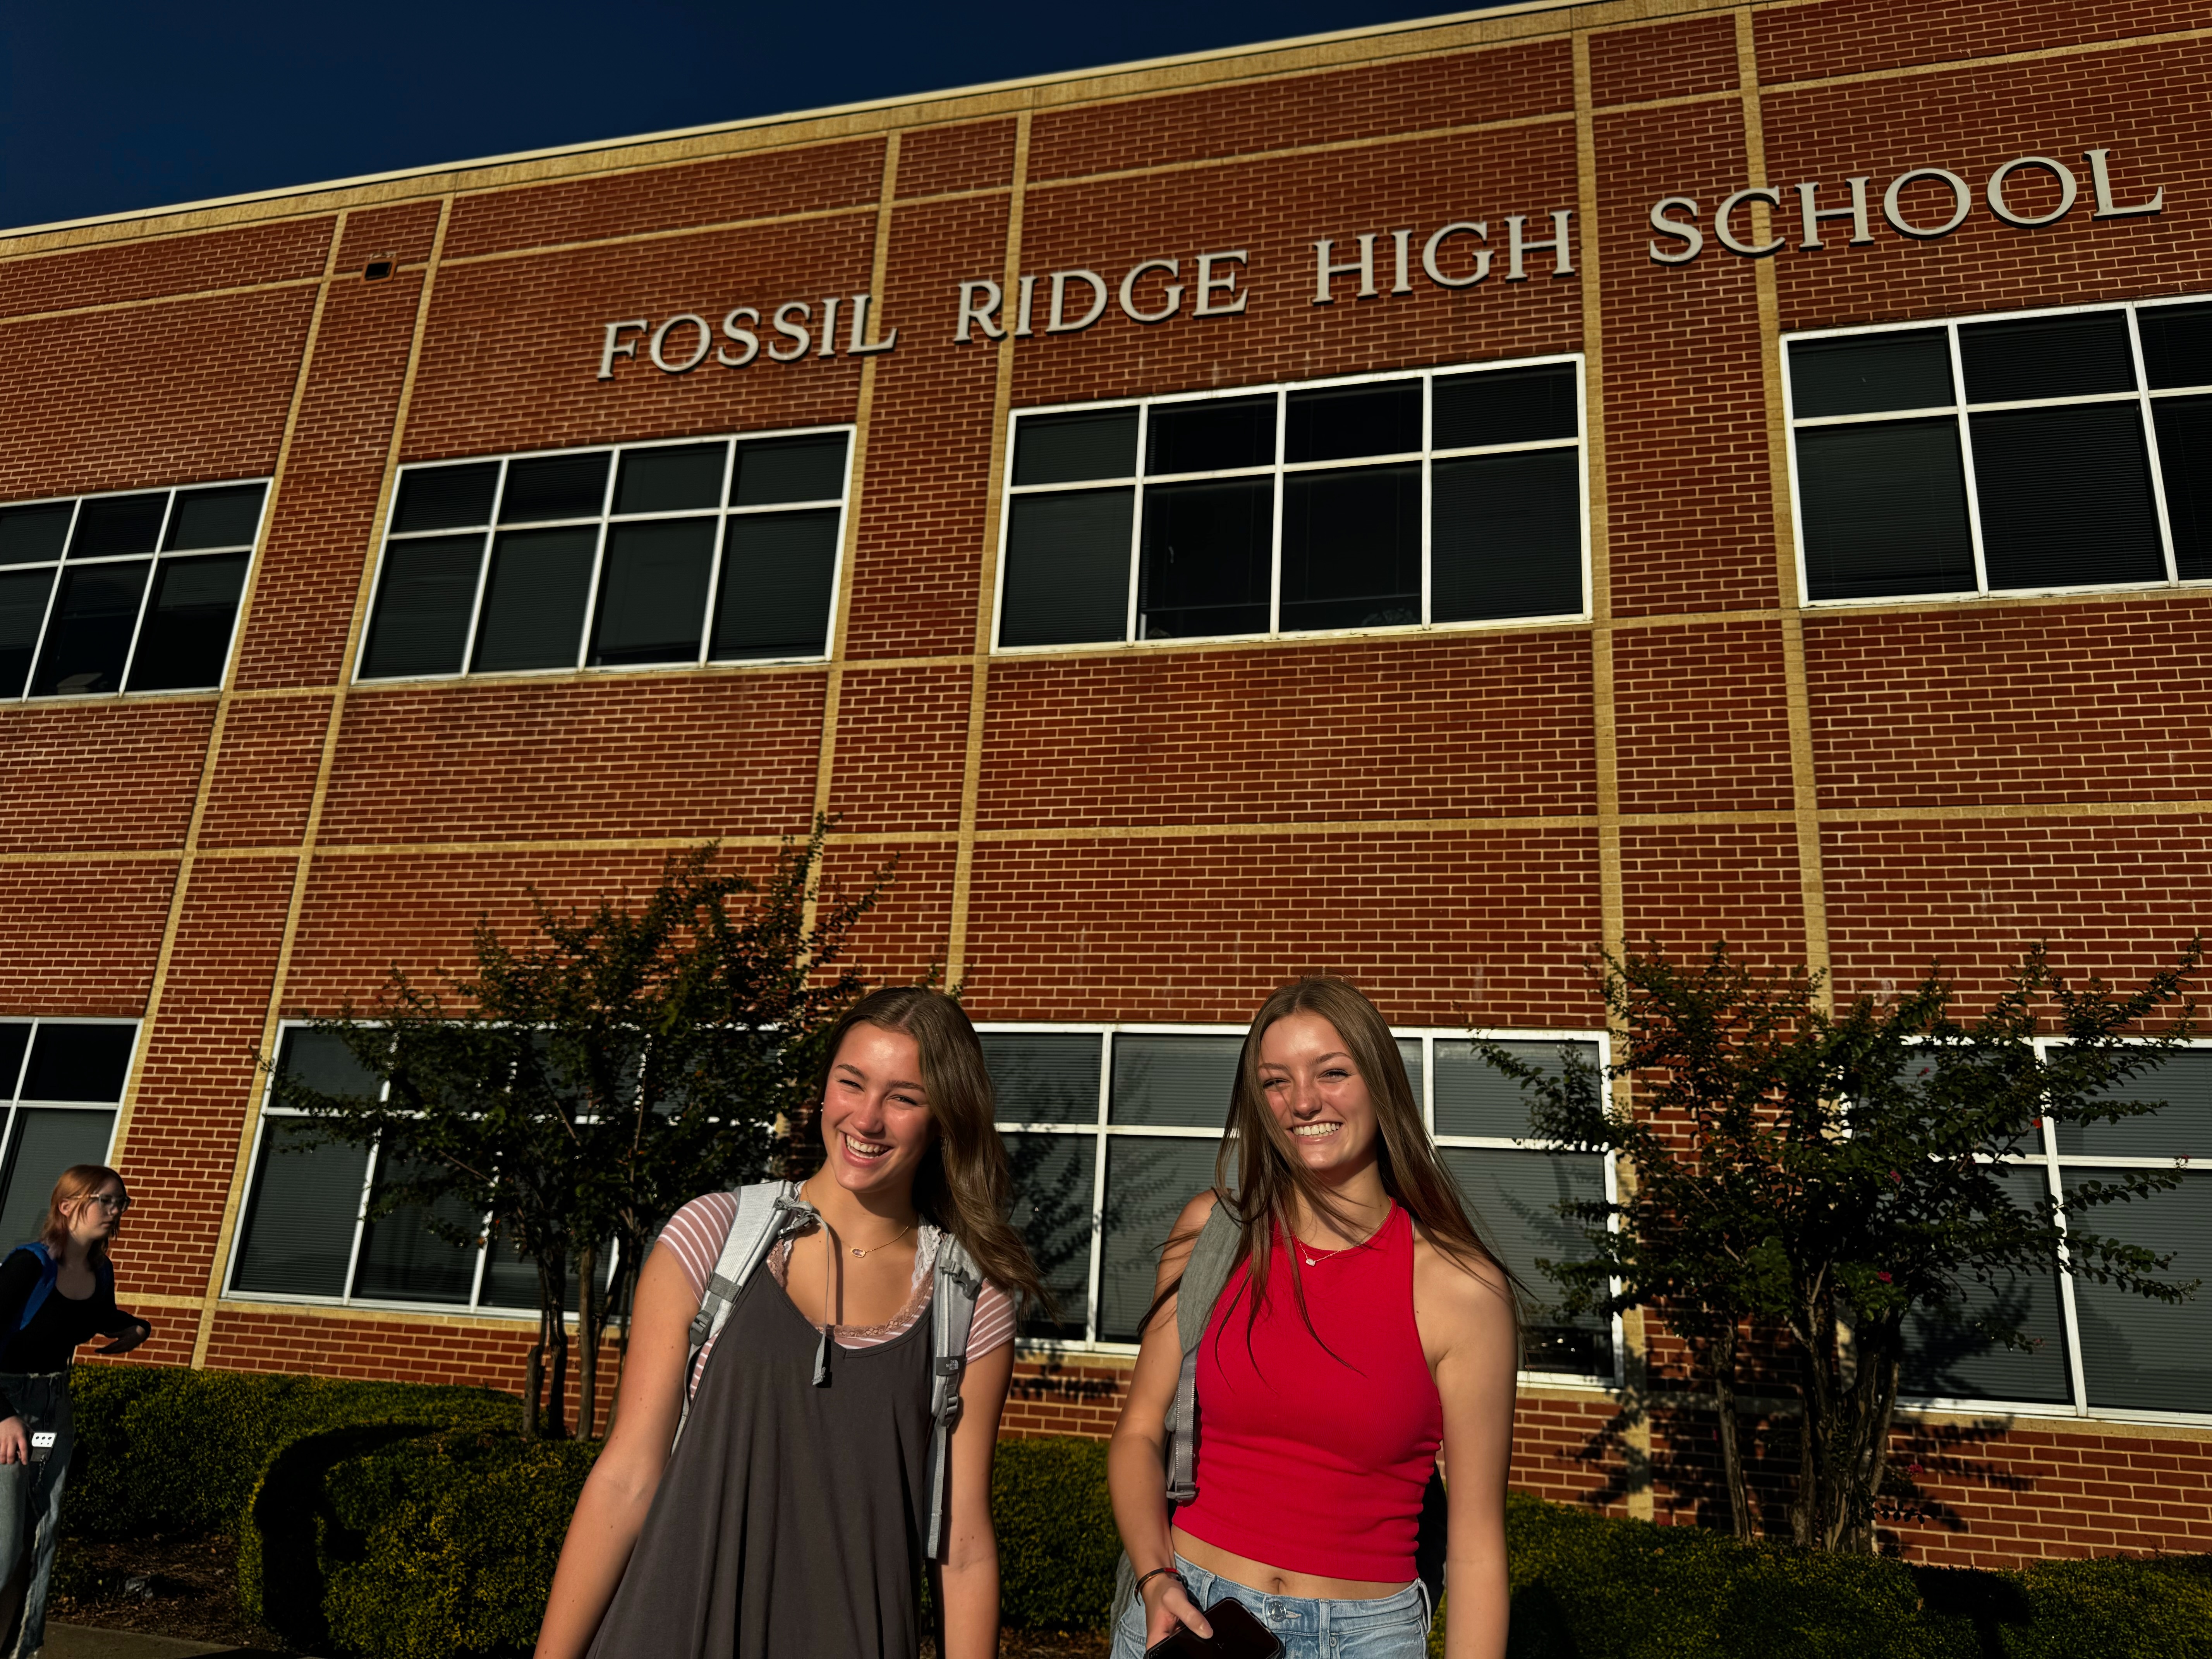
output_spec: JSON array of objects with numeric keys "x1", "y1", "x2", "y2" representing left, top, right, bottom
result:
[{"x1": 1, "y1": 0, "x2": 2207, "y2": 1573}]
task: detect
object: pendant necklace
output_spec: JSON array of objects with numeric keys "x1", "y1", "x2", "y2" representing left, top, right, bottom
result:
[
  {"x1": 848, "y1": 1221, "x2": 915, "y2": 1258},
  {"x1": 815, "y1": 1218, "x2": 917, "y2": 1388}
]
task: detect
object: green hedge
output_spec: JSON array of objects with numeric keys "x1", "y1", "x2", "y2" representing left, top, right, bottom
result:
[{"x1": 65, "y1": 1365, "x2": 517, "y2": 1542}]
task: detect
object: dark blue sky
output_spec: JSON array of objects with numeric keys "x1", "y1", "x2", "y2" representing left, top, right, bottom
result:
[{"x1": 0, "y1": 1, "x2": 1506, "y2": 233}]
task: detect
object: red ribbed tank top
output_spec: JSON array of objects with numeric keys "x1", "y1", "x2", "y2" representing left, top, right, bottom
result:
[{"x1": 1173, "y1": 1203, "x2": 1443, "y2": 1582}]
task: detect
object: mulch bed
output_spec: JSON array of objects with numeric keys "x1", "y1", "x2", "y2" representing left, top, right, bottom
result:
[{"x1": 51, "y1": 1532, "x2": 1111, "y2": 1657}]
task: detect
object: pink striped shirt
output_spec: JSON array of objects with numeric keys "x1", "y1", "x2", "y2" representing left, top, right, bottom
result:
[{"x1": 658, "y1": 1192, "x2": 1015, "y2": 1395}]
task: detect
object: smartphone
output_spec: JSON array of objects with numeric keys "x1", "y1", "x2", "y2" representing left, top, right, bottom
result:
[
  {"x1": 27, "y1": 1432, "x2": 55, "y2": 1465},
  {"x1": 1144, "y1": 1595, "x2": 1284, "y2": 1659}
]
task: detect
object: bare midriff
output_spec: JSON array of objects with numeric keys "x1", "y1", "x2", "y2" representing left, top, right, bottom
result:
[{"x1": 1170, "y1": 1525, "x2": 1411, "y2": 1602}]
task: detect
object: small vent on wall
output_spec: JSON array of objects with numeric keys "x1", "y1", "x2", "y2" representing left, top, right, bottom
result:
[{"x1": 363, "y1": 256, "x2": 395, "y2": 281}]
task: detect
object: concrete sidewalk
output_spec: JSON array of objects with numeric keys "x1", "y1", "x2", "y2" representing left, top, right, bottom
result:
[{"x1": 45, "y1": 1623, "x2": 296, "y2": 1658}]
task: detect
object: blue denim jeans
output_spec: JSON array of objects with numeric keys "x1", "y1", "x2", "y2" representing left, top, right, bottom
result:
[
  {"x1": 1113, "y1": 1553, "x2": 1430, "y2": 1659},
  {"x1": 0, "y1": 1372, "x2": 72, "y2": 1659}
]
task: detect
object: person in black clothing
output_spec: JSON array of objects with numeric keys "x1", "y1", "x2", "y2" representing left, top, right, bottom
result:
[{"x1": 0, "y1": 1163, "x2": 150, "y2": 1658}]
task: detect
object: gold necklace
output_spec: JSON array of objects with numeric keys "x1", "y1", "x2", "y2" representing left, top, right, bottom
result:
[{"x1": 847, "y1": 1221, "x2": 915, "y2": 1259}]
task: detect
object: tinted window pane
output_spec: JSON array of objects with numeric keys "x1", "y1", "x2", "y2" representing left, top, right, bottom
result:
[
  {"x1": 1146, "y1": 397, "x2": 1274, "y2": 475},
  {"x1": 353, "y1": 1150, "x2": 480, "y2": 1304},
  {"x1": 1796, "y1": 417, "x2": 1977, "y2": 601},
  {"x1": 392, "y1": 462, "x2": 499, "y2": 533},
  {"x1": 2153, "y1": 395, "x2": 2212, "y2": 582},
  {"x1": 1440, "y1": 1146, "x2": 1610, "y2": 1375},
  {"x1": 500, "y1": 453, "x2": 609, "y2": 523},
  {"x1": 1960, "y1": 312, "x2": 2135, "y2": 404},
  {"x1": 731, "y1": 434, "x2": 848, "y2": 506},
  {"x1": 1007, "y1": 1133, "x2": 1097, "y2": 1338},
  {"x1": 2072, "y1": 1171, "x2": 2210, "y2": 1412},
  {"x1": 1397, "y1": 1037, "x2": 1424, "y2": 1109},
  {"x1": 30, "y1": 562, "x2": 148, "y2": 696},
  {"x1": 982, "y1": 1032, "x2": 1102, "y2": 1125},
  {"x1": 1433, "y1": 364, "x2": 1579, "y2": 448},
  {"x1": 2057, "y1": 1050, "x2": 2212, "y2": 1159},
  {"x1": 1789, "y1": 331, "x2": 1953, "y2": 418},
  {"x1": 1279, "y1": 464, "x2": 1419, "y2": 632},
  {"x1": 230, "y1": 1120, "x2": 368, "y2": 1297},
  {"x1": 69, "y1": 495, "x2": 167, "y2": 559},
  {"x1": 0, "y1": 506, "x2": 71, "y2": 567},
  {"x1": 1000, "y1": 488, "x2": 1133, "y2": 647},
  {"x1": 0, "y1": 1110, "x2": 117, "y2": 1254},
  {"x1": 1902, "y1": 1166, "x2": 2070, "y2": 1405},
  {"x1": 590, "y1": 519, "x2": 714, "y2": 667},
  {"x1": 277, "y1": 1027, "x2": 384, "y2": 1103},
  {"x1": 0, "y1": 1026, "x2": 27, "y2": 1099},
  {"x1": 2139, "y1": 302, "x2": 2212, "y2": 390},
  {"x1": 471, "y1": 527, "x2": 597, "y2": 673},
  {"x1": 615, "y1": 444, "x2": 726, "y2": 515},
  {"x1": 21, "y1": 1024, "x2": 134, "y2": 1103},
  {"x1": 1137, "y1": 477, "x2": 1271, "y2": 639},
  {"x1": 1099, "y1": 1136, "x2": 1221, "y2": 1341},
  {"x1": 165, "y1": 484, "x2": 265, "y2": 550},
  {"x1": 478, "y1": 1219, "x2": 591, "y2": 1312},
  {"x1": 360, "y1": 536, "x2": 481, "y2": 678},
  {"x1": 1286, "y1": 382, "x2": 1422, "y2": 463},
  {"x1": 1112, "y1": 1034, "x2": 1240, "y2": 1128},
  {"x1": 127, "y1": 553, "x2": 248, "y2": 692},
  {"x1": 1973, "y1": 404, "x2": 2163, "y2": 591},
  {"x1": 1014, "y1": 410, "x2": 1139, "y2": 485},
  {"x1": 711, "y1": 509, "x2": 837, "y2": 660},
  {"x1": 0, "y1": 569, "x2": 55, "y2": 698},
  {"x1": 1435, "y1": 1039, "x2": 1598, "y2": 1140},
  {"x1": 1431, "y1": 449, "x2": 1582, "y2": 622}
]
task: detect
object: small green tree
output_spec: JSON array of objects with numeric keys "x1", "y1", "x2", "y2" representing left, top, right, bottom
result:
[
  {"x1": 266, "y1": 826, "x2": 893, "y2": 1437},
  {"x1": 1481, "y1": 940, "x2": 2201, "y2": 1553}
]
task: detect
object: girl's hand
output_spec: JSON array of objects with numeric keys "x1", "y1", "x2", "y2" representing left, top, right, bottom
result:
[
  {"x1": 0, "y1": 1416, "x2": 25, "y2": 1465},
  {"x1": 96, "y1": 1319, "x2": 151, "y2": 1357},
  {"x1": 1143, "y1": 1573, "x2": 1212, "y2": 1648}
]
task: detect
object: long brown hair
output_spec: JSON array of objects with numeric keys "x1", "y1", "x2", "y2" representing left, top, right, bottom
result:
[
  {"x1": 1151, "y1": 977, "x2": 1520, "y2": 1345},
  {"x1": 811, "y1": 988, "x2": 1048, "y2": 1314},
  {"x1": 41, "y1": 1164, "x2": 127, "y2": 1259}
]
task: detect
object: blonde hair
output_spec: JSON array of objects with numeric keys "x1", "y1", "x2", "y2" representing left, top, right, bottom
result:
[{"x1": 41, "y1": 1164, "x2": 127, "y2": 1258}]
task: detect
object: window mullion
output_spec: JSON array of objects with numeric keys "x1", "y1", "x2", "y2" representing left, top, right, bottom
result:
[
  {"x1": 698, "y1": 440, "x2": 738, "y2": 663},
  {"x1": 1268, "y1": 390, "x2": 1286, "y2": 636},
  {"x1": 1420, "y1": 375, "x2": 1435, "y2": 628},
  {"x1": 1086, "y1": 1031, "x2": 1111, "y2": 1346},
  {"x1": 344, "y1": 1137, "x2": 381, "y2": 1305},
  {"x1": 2127, "y1": 306, "x2": 2182, "y2": 584},
  {"x1": 1946, "y1": 324, "x2": 1992, "y2": 595},
  {"x1": 115, "y1": 490, "x2": 179, "y2": 692},
  {"x1": 1127, "y1": 408, "x2": 1148, "y2": 644},
  {"x1": 2034, "y1": 1046, "x2": 2092, "y2": 1417},
  {"x1": 454, "y1": 462, "x2": 508, "y2": 676}
]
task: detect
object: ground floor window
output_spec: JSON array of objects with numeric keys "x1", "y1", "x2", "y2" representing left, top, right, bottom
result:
[
  {"x1": 980, "y1": 1024, "x2": 1618, "y2": 1382},
  {"x1": 1901, "y1": 1043, "x2": 2209, "y2": 1424},
  {"x1": 228, "y1": 1028, "x2": 610, "y2": 1314},
  {"x1": 0, "y1": 1020, "x2": 133, "y2": 1248}
]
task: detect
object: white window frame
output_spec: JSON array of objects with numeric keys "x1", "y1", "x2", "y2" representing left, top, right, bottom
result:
[
  {"x1": 0, "y1": 1016, "x2": 138, "y2": 1170},
  {"x1": 982, "y1": 1020, "x2": 1622, "y2": 1389},
  {"x1": 357, "y1": 426, "x2": 855, "y2": 685},
  {"x1": 1896, "y1": 1034, "x2": 2210, "y2": 1429},
  {"x1": 991, "y1": 356, "x2": 1590, "y2": 654},
  {"x1": 0, "y1": 479, "x2": 269, "y2": 702},
  {"x1": 225, "y1": 1021, "x2": 617, "y2": 1319},
  {"x1": 1784, "y1": 294, "x2": 2212, "y2": 608}
]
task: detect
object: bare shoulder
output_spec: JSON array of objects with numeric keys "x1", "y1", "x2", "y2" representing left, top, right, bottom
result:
[
  {"x1": 1174, "y1": 1188, "x2": 1221, "y2": 1233},
  {"x1": 1157, "y1": 1188, "x2": 1221, "y2": 1279},
  {"x1": 1410, "y1": 1223, "x2": 1516, "y2": 1343}
]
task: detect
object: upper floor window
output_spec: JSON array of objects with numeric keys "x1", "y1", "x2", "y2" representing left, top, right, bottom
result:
[
  {"x1": 359, "y1": 428, "x2": 851, "y2": 682},
  {"x1": 995, "y1": 359, "x2": 1586, "y2": 650},
  {"x1": 0, "y1": 1019, "x2": 134, "y2": 1247},
  {"x1": 0, "y1": 483, "x2": 266, "y2": 699},
  {"x1": 982, "y1": 1023, "x2": 1616, "y2": 1382},
  {"x1": 1786, "y1": 298, "x2": 2212, "y2": 603}
]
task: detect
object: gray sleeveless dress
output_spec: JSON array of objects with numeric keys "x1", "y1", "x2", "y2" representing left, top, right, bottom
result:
[{"x1": 585, "y1": 1259, "x2": 937, "y2": 1659}]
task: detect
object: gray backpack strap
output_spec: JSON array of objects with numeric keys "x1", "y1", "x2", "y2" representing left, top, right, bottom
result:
[
  {"x1": 922, "y1": 1231, "x2": 983, "y2": 1561},
  {"x1": 1163, "y1": 1199, "x2": 1241, "y2": 1505},
  {"x1": 672, "y1": 1180, "x2": 808, "y2": 1448}
]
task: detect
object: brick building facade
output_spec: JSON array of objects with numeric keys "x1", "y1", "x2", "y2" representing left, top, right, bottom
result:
[{"x1": 1, "y1": 0, "x2": 2206, "y2": 1568}]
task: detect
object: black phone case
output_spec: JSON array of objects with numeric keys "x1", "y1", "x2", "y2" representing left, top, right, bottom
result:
[{"x1": 1143, "y1": 1594, "x2": 1284, "y2": 1659}]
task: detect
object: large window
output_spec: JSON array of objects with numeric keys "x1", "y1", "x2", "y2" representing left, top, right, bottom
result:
[
  {"x1": 359, "y1": 429, "x2": 851, "y2": 682},
  {"x1": 1786, "y1": 298, "x2": 2212, "y2": 603},
  {"x1": 0, "y1": 482, "x2": 266, "y2": 698},
  {"x1": 0, "y1": 1020, "x2": 133, "y2": 1248},
  {"x1": 995, "y1": 359, "x2": 1586, "y2": 649},
  {"x1": 982, "y1": 1024, "x2": 1616, "y2": 1381},
  {"x1": 228, "y1": 1028, "x2": 610, "y2": 1314},
  {"x1": 1903, "y1": 1044, "x2": 2210, "y2": 1424}
]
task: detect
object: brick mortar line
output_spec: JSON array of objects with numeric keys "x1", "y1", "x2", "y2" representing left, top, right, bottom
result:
[
  {"x1": 1739, "y1": 8, "x2": 1834, "y2": 1008},
  {"x1": 0, "y1": 271, "x2": 328, "y2": 329},
  {"x1": 189, "y1": 196, "x2": 457, "y2": 1370},
  {"x1": 945, "y1": 112, "x2": 1033, "y2": 988},
  {"x1": 106, "y1": 214, "x2": 345, "y2": 1170}
]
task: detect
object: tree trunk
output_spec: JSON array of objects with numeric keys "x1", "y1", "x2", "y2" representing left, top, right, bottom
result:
[
  {"x1": 577, "y1": 1238, "x2": 601, "y2": 1440},
  {"x1": 539, "y1": 1254, "x2": 571, "y2": 1440},
  {"x1": 523, "y1": 1342, "x2": 544, "y2": 1440},
  {"x1": 1711, "y1": 1319, "x2": 1755, "y2": 1542}
]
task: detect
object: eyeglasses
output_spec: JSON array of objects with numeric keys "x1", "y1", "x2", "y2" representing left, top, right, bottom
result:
[{"x1": 84, "y1": 1193, "x2": 131, "y2": 1213}]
